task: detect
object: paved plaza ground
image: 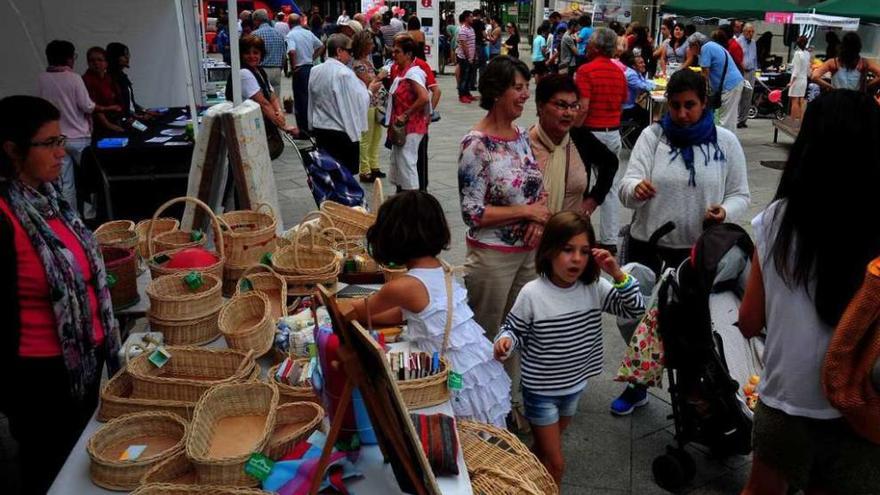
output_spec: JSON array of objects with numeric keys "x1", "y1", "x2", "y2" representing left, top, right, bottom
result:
[{"x1": 269, "y1": 69, "x2": 792, "y2": 495}]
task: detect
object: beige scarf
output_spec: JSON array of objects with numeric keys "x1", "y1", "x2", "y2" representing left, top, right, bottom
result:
[{"x1": 533, "y1": 123, "x2": 569, "y2": 214}]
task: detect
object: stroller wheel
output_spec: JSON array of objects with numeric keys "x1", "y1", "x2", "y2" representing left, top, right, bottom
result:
[
  {"x1": 652, "y1": 447, "x2": 696, "y2": 490},
  {"x1": 669, "y1": 446, "x2": 696, "y2": 481},
  {"x1": 747, "y1": 106, "x2": 759, "y2": 119},
  {"x1": 774, "y1": 109, "x2": 787, "y2": 121}
]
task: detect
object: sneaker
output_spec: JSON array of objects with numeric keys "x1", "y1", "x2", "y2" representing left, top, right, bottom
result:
[
  {"x1": 610, "y1": 385, "x2": 649, "y2": 416},
  {"x1": 465, "y1": 95, "x2": 477, "y2": 103},
  {"x1": 459, "y1": 96, "x2": 472, "y2": 104},
  {"x1": 371, "y1": 170, "x2": 387, "y2": 178}
]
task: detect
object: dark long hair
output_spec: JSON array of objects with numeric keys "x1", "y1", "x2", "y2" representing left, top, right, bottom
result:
[
  {"x1": 0, "y1": 96, "x2": 60, "y2": 178},
  {"x1": 838, "y1": 31, "x2": 862, "y2": 70},
  {"x1": 771, "y1": 90, "x2": 880, "y2": 326}
]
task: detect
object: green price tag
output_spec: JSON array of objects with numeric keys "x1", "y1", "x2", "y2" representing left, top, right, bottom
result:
[
  {"x1": 260, "y1": 252, "x2": 273, "y2": 266},
  {"x1": 244, "y1": 452, "x2": 275, "y2": 481},
  {"x1": 447, "y1": 371, "x2": 463, "y2": 391},
  {"x1": 106, "y1": 273, "x2": 118, "y2": 288},
  {"x1": 239, "y1": 278, "x2": 254, "y2": 292},
  {"x1": 307, "y1": 343, "x2": 317, "y2": 359},
  {"x1": 148, "y1": 347, "x2": 171, "y2": 368},
  {"x1": 190, "y1": 229, "x2": 204, "y2": 242},
  {"x1": 184, "y1": 271, "x2": 204, "y2": 291}
]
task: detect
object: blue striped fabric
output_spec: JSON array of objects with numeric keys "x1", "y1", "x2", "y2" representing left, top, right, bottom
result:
[{"x1": 254, "y1": 24, "x2": 288, "y2": 68}]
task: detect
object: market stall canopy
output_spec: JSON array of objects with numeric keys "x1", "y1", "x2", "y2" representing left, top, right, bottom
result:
[
  {"x1": 660, "y1": 0, "x2": 820, "y2": 19},
  {"x1": 764, "y1": 11, "x2": 859, "y2": 30},
  {"x1": 814, "y1": 0, "x2": 880, "y2": 25}
]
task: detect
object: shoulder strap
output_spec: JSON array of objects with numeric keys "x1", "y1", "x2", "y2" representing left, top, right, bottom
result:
[
  {"x1": 718, "y1": 48, "x2": 729, "y2": 94},
  {"x1": 439, "y1": 260, "x2": 454, "y2": 356}
]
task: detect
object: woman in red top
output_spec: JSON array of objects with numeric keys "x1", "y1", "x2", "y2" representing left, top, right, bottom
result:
[
  {"x1": 386, "y1": 36, "x2": 430, "y2": 192},
  {"x1": 0, "y1": 96, "x2": 121, "y2": 494},
  {"x1": 82, "y1": 46, "x2": 124, "y2": 136}
]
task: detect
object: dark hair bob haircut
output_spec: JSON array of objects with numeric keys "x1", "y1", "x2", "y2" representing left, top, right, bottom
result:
[
  {"x1": 535, "y1": 211, "x2": 600, "y2": 284},
  {"x1": 0, "y1": 96, "x2": 60, "y2": 178},
  {"x1": 366, "y1": 191, "x2": 451, "y2": 266},
  {"x1": 478, "y1": 56, "x2": 531, "y2": 110},
  {"x1": 45, "y1": 39, "x2": 75, "y2": 67},
  {"x1": 239, "y1": 34, "x2": 267, "y2": 61},
  {"x1": 535, "y1": 73, "x2": 579, "y2": 106},
  {"x1": 665, "y1": 67, "x2": 707, "y2": 102}
]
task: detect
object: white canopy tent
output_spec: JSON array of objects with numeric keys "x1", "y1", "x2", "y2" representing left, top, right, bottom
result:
[{"x1": 0, "y1": 0, "x2": 204, "y2": 136}]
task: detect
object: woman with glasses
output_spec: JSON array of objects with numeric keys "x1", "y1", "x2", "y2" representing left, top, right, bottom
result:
[
  {"x1": 458, "y1": 56, "x2": 545, "y2": 432},
  {"x1": 0, "y1": 95, "x2": 122, "y2": 494},
  {"x1": 386, "y1": 36, "x2": 430, "y2": 191}
]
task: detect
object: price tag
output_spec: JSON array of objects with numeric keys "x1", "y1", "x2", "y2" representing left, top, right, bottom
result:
[
  {"x1": 239, "y1": 278, "x2": 254, "y2": 292},
  {"x1": 119, "y1": 444, "x2": 147, "y2": 461},
  {"x1": 190, "y1": 229, "x2": 204, "y2": 242},
  {"x1": 244, "y1": 452, "x2": 275, "y2": 481},
  {"x1": 447, "y1": 371, "x2": 463, "y2": 391},
  {"x1": 184, "y1": 271, "x2": 204, "y2": 291},
  {"x1": 260, "y1": 252, "x2": 273, "y2": 265},
  {"x1": 106, "y1": 273, "x2": 118, "y2": 288},
  {"x1": 148, "y1": 347, "x2": 171, "y2": 368}
]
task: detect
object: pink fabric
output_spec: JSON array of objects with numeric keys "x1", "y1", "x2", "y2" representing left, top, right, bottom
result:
[
  {"x1": 0, "y1": 198, "x2": 104, "y2": 357},
  {"x1": 37, "y1": 67, "x2": 95, "y2": 138}
]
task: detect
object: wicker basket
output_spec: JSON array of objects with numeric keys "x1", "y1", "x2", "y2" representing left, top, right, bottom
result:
[
  {"x1": 87, "y1": 411, "x2": 188, "y2": 491},
  {"x1": 148, "y1": 309, "x2": 222, "y2": 346},
  {"x1": 102, "y1": 246, "x2": 140, "y2": 310},
  {"x1": 95, "y1": 219, "x2": 135, "y2": 236},
  {"x1": 127, "y1": 346, "x2": 257, "y2": 403},
  {"x1": 219, "y1": 203, "x2": 278, "y2": 266},
  {"x1": 218, "y1": 291, "x2": 274, "y2": 357},
  {"x1": 267, "y1": 361, "x2": 320, "y2": 404},
  {"x1": 281, "y1": 272, "x2": 338, "y2": 297},
  {"x1": 146, "y1": 196, "x2": 226, "y2": 279},
  {"x1": 272, "y1": 226, "x2": 342, "y2": 276},
  {"x1": 132, "y1": 484, "x2": 272, "y2": 495},
  {"x1": 98, "y1": 372, "x2": 196, "y2": 422},
  {"x1": 136, "y1": 218, "x2": 180, "y2": 259},
  {"x1": 381, "y1": 265, "x2": 408, "y2": 282},
  {"x1": 319, "y1": 201, "x2": 376, "y2": 238},
  {"x1": 266, "y1": 402, "x2": 324, "y2": 459},
  {"x1": 140, "y1": 451, "x2": 196, "y2": 485},
  {"x1": 97, "y1": 228, "x2": 140, "y2": 251},
  {"x1": 146, "y1": 272, "x2": 223, "y2": 321},
  {"x1": 152, "y1": 229, "x2": 209, "y2": 254},
  {"x1": 458, "y1": 421, "x2": 558, "y2": 495},
  {"x1": 186, "y1": 382, "x2": 279, "y2": 487},
  {"x1": 236, "y1": 264, "x2": 288, "y2": 320},
  {"x1": 397, "y1": 356, "x2": 451, "y2": 409},
  {"x1": 222, "y1": 261, "x2": 254, "y2": 298}
]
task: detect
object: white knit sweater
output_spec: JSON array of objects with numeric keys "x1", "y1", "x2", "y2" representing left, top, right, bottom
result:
[{"x1": 619, "y1": 124, "x2": 750, "y2": 248}]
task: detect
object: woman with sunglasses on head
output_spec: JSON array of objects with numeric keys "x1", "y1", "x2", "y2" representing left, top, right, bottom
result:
[{"x1": 0, "y1": 95, "x2": 122, "y2": 494}]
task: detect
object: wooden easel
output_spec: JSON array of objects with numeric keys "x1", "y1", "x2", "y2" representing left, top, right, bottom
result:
[{"x1": 308, "y1": 286, "x2": 440, "y2": 495}]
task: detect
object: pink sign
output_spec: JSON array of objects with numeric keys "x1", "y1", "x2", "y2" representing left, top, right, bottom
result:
[{"x1": 765, "y1": 12, "x2": 794, "y2": 24}]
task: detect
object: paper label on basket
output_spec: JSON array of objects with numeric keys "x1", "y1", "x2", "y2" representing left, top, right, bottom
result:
[
  {"x1": 447, "y1": 371, "x2": 463, "y2": 391},
  {"x1": 190, "y1": 229, "x2": 203, "y2": 242},
  {"x1": 148, "y1": 347, "x2": 171, "y2": 368},
  {"x1": 244, "y1": 452, "x2": 275, "y2": 481},
  {"x1": 184, "y1": 271, "x2": 204, "y2": 291},
  {"x1": 239, "y1": 278, "x2": 253, "y2": 292},
  {"x1": 119, "y1": 444, "x2": 147, "y2": 461},
  {"x1": 106, "y1": 273, "x2": 117, "y2": 288},
  {"x1": 260, "y1": 252, "x2": 273, "y2": 265}
]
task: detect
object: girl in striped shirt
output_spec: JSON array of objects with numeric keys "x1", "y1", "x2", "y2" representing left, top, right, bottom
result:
[{"x1": 493, "y1": 211, "x2": 645, "y2": 484}]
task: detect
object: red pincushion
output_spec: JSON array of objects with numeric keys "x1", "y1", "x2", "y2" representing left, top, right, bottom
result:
[{"x1": 163, "y1": 247, "x2": 219, "y2": 268}]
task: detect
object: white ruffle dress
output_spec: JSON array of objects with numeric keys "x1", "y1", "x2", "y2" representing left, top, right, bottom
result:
[{"x1": 401, "y1": 267, "x2": 511, "y2": 427}]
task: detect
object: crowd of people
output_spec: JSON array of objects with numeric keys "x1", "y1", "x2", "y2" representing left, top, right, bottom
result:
[{"x1": 3, "y1": 6, "x2": 880, "y2": 495}]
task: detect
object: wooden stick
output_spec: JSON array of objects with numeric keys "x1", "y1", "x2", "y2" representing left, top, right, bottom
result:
[{"x1": 308, "y1": 377, "x2": 354, "y2": 495}]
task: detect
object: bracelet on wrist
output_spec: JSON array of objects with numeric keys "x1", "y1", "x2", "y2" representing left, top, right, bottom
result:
[{"x1": 612, "y1": 273, "x2": 634, "y2": 290}]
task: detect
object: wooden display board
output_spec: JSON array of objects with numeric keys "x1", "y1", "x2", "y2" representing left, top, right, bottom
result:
[{"x1": 312, "y1": 285, "x2": 441, "y2": 495}]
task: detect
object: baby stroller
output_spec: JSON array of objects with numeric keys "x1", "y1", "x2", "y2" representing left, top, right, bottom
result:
[
  {"x1": 285, "y1": 134, "x2": 364, "y2": 208},
  {"x1": 748, "y1": 73, "x2": 790, "y2": 121},
  {"x1": 651, "y1": 223, "x2": 765, "y2": 490}
]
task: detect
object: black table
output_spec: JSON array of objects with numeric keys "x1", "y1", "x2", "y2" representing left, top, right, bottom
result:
[{"x1": 81, "y1": 107, "x2": 197, "y2": 221}]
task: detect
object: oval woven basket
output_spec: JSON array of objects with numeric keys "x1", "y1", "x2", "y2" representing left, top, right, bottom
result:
[
  {"x1": 397, "y1": 356, "x2": 451, "y2": 409},
  {"x1": 457, "y1": 420, "x2": 558, "y2": 495},
  {"x1": 127, "y1": 346, "x2": 256, "y2": 403},
  {"x1": 87, "y1": 411, "x2": 188, "y2": 491},
  {"x1": 266, "y1": 401, "x2": 324, "y2": 459},
  {"x1": 186, "y1": 382, "x2": 279, "y2": 487},
  {"x1": 235, "y1": 264, "x2": 288, "y2": 320},
  {"x1": 136, "y1": 218, "x2": 179, "y2": 259},
  {"x1": 267, "y1": 361, "x2": 320, "y2": 404},
  {"x1": 146, "y1": 272, "x2": 223, "y2": 321},
  {"x1": 319, "y1": 201, "x2": 376, "y2": 238},
  {"x1": 152, "y1": 229, "x2": 208, "y2": 254},
  {"x1": 146, "y1": 196, "x2": 226, "y2": 279},
  {"x1": 218, "y1": 291, "x2": 274, "y2": 357},
  {"x1": 272, "y1": 226, "x2": 342, "y2": 276},
  {"x1": 102, "y1": 246, "x2": 140, "y2": 310},
  {"x1": 95, "y1": 219, "x2": 135, "y2": 236},
  {"x1": 140, "y1": 451, "x2": 196, "y2": 485},
  {"x1": 98, "y1": 371, "x2": 196, "y2": 423},
  {"x1": 148, "y1": 309, "x2": 222, "y2": 346},
  {"x1": 97, "y1": 228, "x2": 140, "y2": 251},
  {"x1": 132, "y1": 483, "x2": 273, "y2": 495},
  {"x1": 219, "y1": 203, "x2": 278, "y2": 266}
]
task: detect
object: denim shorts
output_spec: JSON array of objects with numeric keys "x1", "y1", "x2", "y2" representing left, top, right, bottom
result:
[{"x1": 522, "y1": 387, "x2": 583, "y2": 426}]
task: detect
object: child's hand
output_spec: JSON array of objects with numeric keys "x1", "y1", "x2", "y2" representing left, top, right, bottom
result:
[
  {"x1": 494, "y1": 337, "x2": 513, "y2": 361},
  {"x1": 591, "y1": 248, "x2": 626, "y2": 282}
]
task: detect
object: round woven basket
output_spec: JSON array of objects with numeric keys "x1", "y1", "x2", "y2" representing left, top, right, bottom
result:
[
  {"x1": 319, "y1": 201, "x2": 376, "y2": 238},
  {"x1": 139, "y1": 451, "x2": 196, "y2": 485},
  {"x1": 222, "y1": 261, "x2": 254, "y2": 298},
  {"x1": 219, "y1": 203, "x2": 278, "y2": 266},
  {"x1": 148, "y1": 309, "x2": 222, "y2": 346},
  {"x1": 102, "y1": 246, "x2": 140, "y2": 310},
  {"x1": 272, "y1": 226, "x2": 342, "y2": 276},
  {"x1": 236, "y1": 264, "x2": 288, "y2": 320},
  {"x1": 457, "y1": 420, "x2": 558, "y2": 495},
  {"x1": 186, "y1": 382, "x2": 279, "y2": 487},
  {"x1": 218, "y1": 291, "x2": 274, "y2": 357},
  {"x1": 98, "y1": 372, "x2": 196, "y2": 423},
  {"x1": 397, "y1": 356, "x2": 451, "y2": 409},
  {"x1": 146, "y1": 272, "x2": 223, "y2": 321},
  {"x1": 95, "y1": 220, "x2": 135, "y2": 236},
  {"x1": 136, "y1": 218, "x2": 179, "y2": 259},
  {"x1": 266, "y1": 401, "x2": 324, "y2": 459},
  {"x1": 97, "y1": 228, "x2": 139, "y2": 251},
  {"x1": 132, "y1": 483, "x2": 272, "y2": 495},
  {"x1": 267, "y1": 361, "x2": 320, "y2": 404},
  {"x1": 87, "y1": 411, "x2": 188, "y2": 491},
  {"x1": 152, "y1": 229, "x2": 208, "y2": 254},
  {"x1": 146, "y1": 196, "x2": 226, "y2": 279}
]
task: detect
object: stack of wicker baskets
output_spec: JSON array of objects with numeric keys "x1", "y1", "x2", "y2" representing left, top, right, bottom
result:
[
  {"x1": 146, "y1": 272, "x2": 223, "y2": 345},
  {"x1": 146, "y1": 197, "x2": 226, "y2": 281},
  {"x1": 219, "y1": 204, "x2": 278, "y2": 296},
  {"x1": 458, "y1": 420, "x2": 558, "y2": 495},
  {"x1": 318, "y1": 201, "x2": 375, "y2": 256},
  {"x1": 236, "y1": 264, "x2": 288, "y2": 321},
  {"x1": 272, "y1": 223, "x2": 342, "y2": 296},
  {"x1": 218, "y1": 291, "x2": 275, "y2": 357},
  {"x1": 95, "y1": 220, "x2": 140, "y2": 310}
]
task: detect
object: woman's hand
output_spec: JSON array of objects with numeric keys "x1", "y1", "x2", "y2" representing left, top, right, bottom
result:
[
  {"x1": 523, "y1": 222, "x2": 544, "y2": 248},
  {"x1": 395, "y1": 113, "x2": 409, "y2": 125},
  {"x1": 283, "y1": 124, "x2": 299, "y2": 137},
  {"x1": 634, "y1": 179, "x2": 657, "y2": 201},
  {"x1": 581, "y1": 197, "x2": 599, "y2": 216},
  {"x1": 494, "y1": 337, "x2": 513, "y2": 361},
  {"x1": 523, "y1": 196, "x2": 551, "y2": 224},
  {"x1": 705, "y1": 204, "x2": 726, "y2": 224},
  {"x1": 591, "y1": 248, "x2": 626, "y2": 282}
]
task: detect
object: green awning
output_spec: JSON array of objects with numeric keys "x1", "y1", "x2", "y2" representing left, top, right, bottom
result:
[
  {"x1": 660, "y1": 0, "x2": 819, "y2": 19},
  {"x1": 815, "y1": 0, "x2": 880, "y2": 24}
]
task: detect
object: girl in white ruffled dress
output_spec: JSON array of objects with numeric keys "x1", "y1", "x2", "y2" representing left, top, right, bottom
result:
[{"x1": 347, "y1": 191, "x2": 511, "y2": 426}]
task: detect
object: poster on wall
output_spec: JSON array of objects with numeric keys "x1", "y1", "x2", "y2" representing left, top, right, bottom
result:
[
  {"x1": 552, "y1": 1, "x2": 595, "y2": 21},
  {"x1": 593, "y1": 0, "x2": 631, "y2": 23},
  {"x1": 417, "y1": 0, "x2": 440, "y2": 71}
]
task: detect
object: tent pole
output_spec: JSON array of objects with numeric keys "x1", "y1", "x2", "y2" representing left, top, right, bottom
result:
[
  {"x1": 228, "y1": 0, "x2": 242, "y2": 105},
  {"x1": 176, "y1": 0, "x2": 200, "y2": 139}
]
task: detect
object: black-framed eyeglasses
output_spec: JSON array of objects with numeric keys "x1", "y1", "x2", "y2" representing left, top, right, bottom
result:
[
  {"x1": 30, "y1": 135, "x2": 67, "y2": 148},
  {"x1": 550, "y1": 100, "x2": 581, "y2": 112}
]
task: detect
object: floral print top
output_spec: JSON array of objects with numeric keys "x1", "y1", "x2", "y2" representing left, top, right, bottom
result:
[{"x1": 458, "y1": 127, "x2": 545, "y2": 249}]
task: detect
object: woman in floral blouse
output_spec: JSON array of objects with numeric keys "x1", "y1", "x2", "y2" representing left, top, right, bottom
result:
[{"x1": 458, "y1": 56, "x2": 550, "y2": 430}]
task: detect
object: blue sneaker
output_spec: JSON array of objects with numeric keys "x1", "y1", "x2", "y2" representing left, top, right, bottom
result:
[{"x1": 610, "y1": 385, "x2": 649, "y2": 416}]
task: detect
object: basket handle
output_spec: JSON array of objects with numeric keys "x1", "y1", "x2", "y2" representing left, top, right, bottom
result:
[
  {"x1": 147, "y1": 196, "x2": 225, "y2": 259},
  {"x1": 371, "y1": 178, "x2": 384, "y2": 212},
  {"x1": 238, "y1": 263, "x2": 288, "y2": 296},
  {"x1": 320, "y1": 226, "x2": 348, "y2": 254},
  {"x1": 290, "y1": 222, "x2": 322, "y2": 270},
  {"x1": 254, "y1": 202, "x2": 276, "y2": 219},
  {"x1": 440, "y1": 260, "x2": 454, "y2": 357},
  {"x1": 234, "y1": 349, "x2": 257, "y2": 376}
]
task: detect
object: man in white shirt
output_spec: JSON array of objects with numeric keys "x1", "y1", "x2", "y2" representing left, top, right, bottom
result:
[
  {"x1": 274, "y1": 12, "x2": 290, "y2": 38},
  {"x1": 308, "y1": 34, "x2": 370, "y2": 175},
  {"x1": 736, "y1": 23, "x2": 758, "y2": 129},
  {"x1": 336, "y1": 10, "x2": 350, "y2": 25},
  {"x1": 287, "y1": 13, "x2": 325, "y2": 136}
]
